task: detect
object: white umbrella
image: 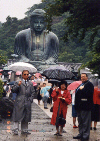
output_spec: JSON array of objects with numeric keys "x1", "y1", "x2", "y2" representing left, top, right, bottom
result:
[{"x1": 8, "y1": 62, "x2": 37, "y2": 73}]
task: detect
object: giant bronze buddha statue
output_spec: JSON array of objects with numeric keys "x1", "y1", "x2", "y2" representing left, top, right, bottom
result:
[{"x1": 14, "y1": 9, "x2": 59, "y2": 65}]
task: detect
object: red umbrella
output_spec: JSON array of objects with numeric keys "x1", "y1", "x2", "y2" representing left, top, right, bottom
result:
[
  {"x1": 31, "y1": 81, "x2": 37, "y2": 86},
  {"x1": 0, "y1": 69, "x2": 3, "y2": 72},
  {"x1": 67, "y1": 81, "x2": 82, "y2": 90},
  {"x1": 8, "y1": 71, "x2": 11, "y2": 75},
  {"x1": 35, "y1": 73, "x2": 41, "y2": 78},
  {"x1": 16, "y1": 71, "x2": 22, "y2": 75}
]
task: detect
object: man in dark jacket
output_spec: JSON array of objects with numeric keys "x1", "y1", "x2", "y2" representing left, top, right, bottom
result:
[
  {"x1": 73, "y1": 73, "x2": 94, "y2": 141},
  {"x1": 12, "y1": 70, "x2": 34, "y2": 135}
]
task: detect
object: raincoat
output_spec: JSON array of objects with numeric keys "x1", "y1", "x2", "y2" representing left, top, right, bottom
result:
[
  {"x1": 11, "y1": 79, "x2": 34, "y2": 122},
  {"x1": 51, "y1": 88, "x2": 71, "y2": 126}
]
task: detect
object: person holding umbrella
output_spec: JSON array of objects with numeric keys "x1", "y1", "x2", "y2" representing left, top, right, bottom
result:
[
  {"x1": 51, "y1": 80, "x2": 71, "y2": 136},
  {"x1": 67, "y1": 81, "x2": 82, "y2": 128}
]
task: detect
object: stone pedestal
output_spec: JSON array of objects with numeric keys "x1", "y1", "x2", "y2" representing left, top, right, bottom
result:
[{"x1": 29, "y1": 61, "x2": 58, "y2": 73}]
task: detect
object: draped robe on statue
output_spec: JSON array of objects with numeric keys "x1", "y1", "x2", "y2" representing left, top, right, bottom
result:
[{"x1": 14, "y1": 28, "x2": 59, "y2": 64}]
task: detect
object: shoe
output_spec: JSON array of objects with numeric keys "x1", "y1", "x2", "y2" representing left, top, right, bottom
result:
[
  {"x1": 90, "y1": 127, "x2": 92, "y2": 130},
  {"x1": 58, "y1": 134, "x2": 62, "y2": 136},
  {"x1": 54, "y1": 133, "x2": 59, "y2": 136},
  {"x1": 73, "y1": 125, "x2": 78, "y2": 128},
  {"x1": 13, "y1": 131, "x2": 18, "y2": 135},
  {"x1": 26, "y1": 131, "x2": 31, "y2": 135},
  {"x1": 44, "y1": 107, "x2": 48, "y2": 109},
  {"x1": 81, "y1": 137, "x2": 89, "y2": 141},
  {"x1": 94, "y1": 127, "x2": 97, "y2": 130},
  {"x1": 73, "y1": 134, "x2": 82, "y2": 139},
  {"x1": 21, "y1": 131, "x2": 31, "y2": 135}
]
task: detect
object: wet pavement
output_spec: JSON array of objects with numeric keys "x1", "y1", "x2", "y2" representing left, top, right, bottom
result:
[{"x1": 0, "y1": 99, "x2": 100, "y2": 141}]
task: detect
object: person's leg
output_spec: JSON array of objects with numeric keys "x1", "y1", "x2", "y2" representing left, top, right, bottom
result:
[
  {"x1": 72, "y1": 105, "x2": 78, "y2": 128},
  {"x1": 77, "y1": 110, "x2": 83, "y2": 136},
  {"x1": 59, "y1": 126, "x2": 63, "y2": 135},
  {"x1": 82, "y1": 111, "x2": 91, "y2": 140},
  {"x1": 44, "y1": 101, "x2": 48, "y2": 108},
  {"x1": 73, "y1": 117, "x2": 76, "y2": 126},
  {"x1": 73, "y1": 110, "x2": 83, "y2": 139},
  {"x1": 90, "y1": 121, "x2": 92, "y2": 130},
  {"x1": 54, "y1": 125, "x2": 59, "y2": 135},
  {"x1": 44, "y1": 97, "x2": 48, "y2": 109},
  {"x1": 12, "y1": 122, "x2": 19, "y2": 135},
  {"x1": 50, "y1": 97, "x2": 52, "y2": 105},
  {"x1": 94, "y1": 121, "x2": 97, "y2": 130},
  {"x1": 38, "y1": 100, "x2": 40, "y2": 105},
  {"x1": 21, "y1": 120, "x2": 28, "y2": 132},
  {"x1": 13, "y1": 122, "x2": 19, "y2": 131}
]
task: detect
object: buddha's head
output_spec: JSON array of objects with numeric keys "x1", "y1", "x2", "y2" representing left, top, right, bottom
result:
[{"x1": 30, "y1": 9, "x2": 46, "y2": 35}]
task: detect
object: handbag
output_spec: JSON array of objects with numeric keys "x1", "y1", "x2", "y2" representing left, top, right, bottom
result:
[
  {"x1": 56, "y1": 103, "x2": 66, "y2": 126},
  {"x1": 58, "y1": 112, "x2": 66, "y2": 125},
  {"x1": 50, "y1": 106, "x2": 53, "y2": 112}
]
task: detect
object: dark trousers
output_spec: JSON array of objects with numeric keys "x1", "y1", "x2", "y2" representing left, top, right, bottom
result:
[
  {"x1": 13, "y1": 121, "x2": 28, "y2": 131},
  {"x1": 77, "y1": 110, "x2": 91, "y2": 139},
  {"x1": 42, "y1": 96, "x2": 48, "y2": 108}
]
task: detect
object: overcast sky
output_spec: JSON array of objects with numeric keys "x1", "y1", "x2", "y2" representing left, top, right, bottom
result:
[{"x1": 0, "y1": 0, "x2": 41, "y2": 23}]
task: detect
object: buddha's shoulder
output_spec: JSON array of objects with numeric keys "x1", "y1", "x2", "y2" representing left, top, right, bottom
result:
[
  {"x1": 15, "y1": 28, "x2": 31, "y2": 38},
  {"x1": 45, "y1": 31, "x2": 58, "y2": 40}
]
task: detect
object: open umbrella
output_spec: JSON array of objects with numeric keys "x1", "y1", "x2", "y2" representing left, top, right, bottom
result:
[
  {"x1": 42, "y1": 65, "x2": 75, "y2": 80},
  {"x1": 8, "y1": 62, "x2": 37, "y2": 73},
  {"x1": 0, "y1": 69, "x2": 3, "y2": 72},
  {"x1": 48, "y1": 79, "x2": 61, "y2": 83},
  {"x1": 67, "y1": 81, "x2": 82, "y2": 90},
  {"x1": 8, "y1": 71, "x2": 12, "y2": 75},
  {"x1": 8, "y1": 81, "x2": 15, "y2": 85},
  {"x1": 31, "y1": 81, "x2": 37, "y2": 86},
  {"x1": 35, "y1": 73, "x2": 41, "y2": 78},
  {"x1": 48, "y1": 79, "x2": 60, "y2": 86},
  {"x1": 3, "y1": 80, "x2": 7, "y2": 83},
  {"x1": 16, "y1": 71, "x2": 22, "y2": 75}
]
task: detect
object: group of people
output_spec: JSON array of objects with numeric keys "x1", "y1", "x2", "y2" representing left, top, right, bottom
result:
[
  {"x1": 1, "y1": 70, "x2": 99, "y2": 141},
  {"x1": 50, "y1": 73, "x2": 98, "y2": 141}
]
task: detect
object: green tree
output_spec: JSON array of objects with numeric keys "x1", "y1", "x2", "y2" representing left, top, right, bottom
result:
[
  {"x1": 0, "y1": 0, "x2": 99, "y2": 75},
  {"x1": 44, "y1": 0, "x2": 100, "y2": 77},
  {"x1": 0, "y1": 55, "x2": 7, "y2": 66}
]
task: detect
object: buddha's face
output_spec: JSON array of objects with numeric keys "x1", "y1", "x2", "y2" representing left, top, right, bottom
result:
[{"x1": 30, "y1": 16, "x2": 46, "y2": 34}]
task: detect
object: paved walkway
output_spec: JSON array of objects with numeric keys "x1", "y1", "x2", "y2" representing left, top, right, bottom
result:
[{"x1": 0, "y1": 99, "x2": 100, "y2": 141}]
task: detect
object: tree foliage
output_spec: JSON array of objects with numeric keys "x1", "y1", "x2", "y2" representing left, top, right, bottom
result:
[
  {"x1": 0, "y1": 16, "x2": 30, "y2": 63},
  {"x1": 44, "y1": 0, "x2": 100, "y2": 77},
  {"x1": 0, "y1": 54, "x2": 7, "y2": 66},
  {"x1": 0, "y1": 0, "x2": 100, "y2": 77}
]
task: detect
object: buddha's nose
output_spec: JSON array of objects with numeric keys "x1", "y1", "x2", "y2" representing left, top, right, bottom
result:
[{"x1": 37, "y1": 21, "x2": 41, "y2": 26}]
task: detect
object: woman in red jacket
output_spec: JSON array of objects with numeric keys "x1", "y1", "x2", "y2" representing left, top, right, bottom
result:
[
  {"x1": 91, "y1": 86, "x2": 100, "y2": 130},
  {"x1": 51, "y1": 81, "x2": 72, "y2": 136}
]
